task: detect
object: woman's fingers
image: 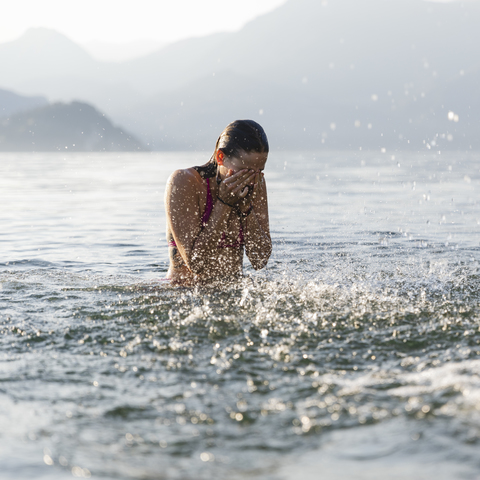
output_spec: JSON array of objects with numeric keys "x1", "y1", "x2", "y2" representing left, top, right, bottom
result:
[
  {"x1": 218, "y1": 169, "x2": 259, "y2": 205},
  {"x1": 238, "y1": 186, "x2": 250, "y2": 199},
  {"x1": 225, "y1": 171, "x2": 254, "y2": 190},
  {"x1": 231, "y1": 173, "x2": 256, "y2": 195},
  {"x1": 224, "y1": 168, "x2": 248, "y2": 181}
]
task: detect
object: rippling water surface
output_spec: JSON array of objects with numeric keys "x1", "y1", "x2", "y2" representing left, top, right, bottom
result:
[{"x1": 1, "y1": 151, "x2": 479, "y2": 479}]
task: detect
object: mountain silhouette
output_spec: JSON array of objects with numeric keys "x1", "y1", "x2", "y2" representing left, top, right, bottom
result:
[
  {"x1": 0, "y1": 88, "x2": 48, "y2": 117},
  {"x1": 0, "y1": 28, "x2": 96, "y2": 84},
  {"x1": 0, "y1": 101, "x2": 146, "y2": 152},
  {"x1": 1, "y1": 0, "x2": 480, "y2": 150}
]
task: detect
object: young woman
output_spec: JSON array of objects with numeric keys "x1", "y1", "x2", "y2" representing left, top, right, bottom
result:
[{"x1": 164, "y1": 120, "x2": 272, "y2": 285}]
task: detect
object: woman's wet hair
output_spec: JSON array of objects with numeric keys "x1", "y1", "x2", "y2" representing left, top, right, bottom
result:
[
  {"x1": 194, "y1": 120, "x2": 269, "y2": 179},
  {"x1": 216, "y1": 119, "x2": 269, "y2": 157}
]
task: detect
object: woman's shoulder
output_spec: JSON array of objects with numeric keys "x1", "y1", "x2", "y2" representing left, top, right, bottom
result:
[
  {"x1": 165, "y1": 168, "x2": 206, "y2": 204},
  {"x1": 167, "y1": 167, "x2": 203, "y2": 188}
]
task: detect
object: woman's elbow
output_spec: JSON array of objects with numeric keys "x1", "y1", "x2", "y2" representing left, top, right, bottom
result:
[
  {"x1": 188, "y1": 253, "x2": 205, "y2": 275},
  {"x1": 250, "y1": 247, "x2": 272, "y2": 270},
  {"x1": 252, "y1": 260, "x2": 268, "y2": 271}
]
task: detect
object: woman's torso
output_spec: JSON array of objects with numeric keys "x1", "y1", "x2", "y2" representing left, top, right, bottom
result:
[{"x1": 166, "y1": 167, "x2": 245, "y2": 284}]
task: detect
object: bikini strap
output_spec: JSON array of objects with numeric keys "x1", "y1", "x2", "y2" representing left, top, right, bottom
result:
[{"x1": 201, "y1": 177, "x2": 214, "y2": 227}]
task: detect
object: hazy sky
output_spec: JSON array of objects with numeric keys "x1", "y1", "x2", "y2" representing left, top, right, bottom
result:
[{"x1": 1, "y1": 0, "x2": 286, "y2": 45}]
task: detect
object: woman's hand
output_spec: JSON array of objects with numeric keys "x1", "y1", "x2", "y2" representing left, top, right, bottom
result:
[
  {"x1": 217, "y1": 169, "x2": 257, "y2": 206},
  {"x1": 236, "y1": 171, "x2": 264, "y2": 213}
]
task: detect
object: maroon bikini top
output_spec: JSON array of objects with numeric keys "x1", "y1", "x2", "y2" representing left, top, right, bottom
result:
[{"x1": 169, "y1": 176, "x2": 244, "y2": 249}]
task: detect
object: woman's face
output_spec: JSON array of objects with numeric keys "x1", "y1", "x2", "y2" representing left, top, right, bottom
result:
[{"x1": 220, "y1": 150, "x2": 268, "y2": 177}]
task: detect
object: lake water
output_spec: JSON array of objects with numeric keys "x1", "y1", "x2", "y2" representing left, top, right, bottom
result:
[{"x1": 1, "y1": 151, "x2": 479, "y2": 479}]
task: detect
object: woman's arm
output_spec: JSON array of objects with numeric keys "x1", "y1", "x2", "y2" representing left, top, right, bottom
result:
[
  {"x1": 239, "y1": 173, "x2": 272, "y2": 270},
  {"x1": 165, "y1": 168, "x2": 255, "y2": 275}
]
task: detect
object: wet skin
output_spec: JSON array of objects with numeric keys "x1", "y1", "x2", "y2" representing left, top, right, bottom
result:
[{"x1": 165, "y1": 150, "x2": 271, "y2": 285}]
